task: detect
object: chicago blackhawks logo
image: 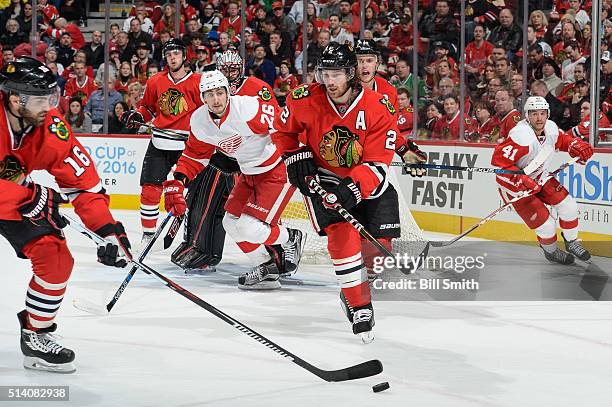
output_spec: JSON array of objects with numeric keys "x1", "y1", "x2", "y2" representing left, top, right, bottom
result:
[
  {"x1": 48, "y1": 116, "x2": 70, "y2": 141},
  {"x1": 0, "y1": 155, "x2": 25, "y2": 183},
  {"x1": 158, "y1": 88, "x2": 189, "y2": 116},
  {"x1": 291, "y1": 85, "x2": 310, "y2": 100},
  {"x1": 319, "y1": 126, "x2": 363, "y2": 168},
  {"x1": 258, "y1": 86, "x2": 272, "y2": 102},
  {"x1": 380, "y1": 98, "x2": 395, "y2": 115}
]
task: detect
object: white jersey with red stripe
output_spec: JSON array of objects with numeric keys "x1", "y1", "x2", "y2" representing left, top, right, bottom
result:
[
  {"x1": 491, "y1": 119, "x2": 566, "y2": 197},
  {"x1": 177, "y1": 95, "x2": 280, "y2": 179}
]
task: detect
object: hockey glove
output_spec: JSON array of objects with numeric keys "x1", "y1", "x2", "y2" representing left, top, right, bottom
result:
[
  {"x1": 568, "y1": 138, "x2": 593, "y2": 164},
  {"x1": 514, "y1": 174, "x2": 541, "y2": 194},
  {"x1": 321, "y1": 178, "x2": 362, "y2": 211},
  {"x1": 397, "y1": 140, "x2": 427, "y2": 177},
  {"x1": 95, "y1": 222, "x2": 132, "y2": 268},
  {"x1": 163, "y1": 179, "x2": 187, "y2": 216},
  {"x1": 18, "y1": 184, "x2": 69, "y2": 231},
  {"x1": 283, "y1": 147, "x2": 318, "y2": 197},
  {"x1": 209, "y1": 151, "x2": 241, "y2": 175},
  {"x1": 120, "y1": 110, "x2": 145, "y2": 129}
]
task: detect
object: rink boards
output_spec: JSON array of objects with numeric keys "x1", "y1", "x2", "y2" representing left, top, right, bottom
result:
[{"x1": 35, "y1": 134, "x2": 612, "y2": 257}]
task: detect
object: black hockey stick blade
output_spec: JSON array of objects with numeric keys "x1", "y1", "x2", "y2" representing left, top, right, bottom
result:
[
  {"x1": 164, "y1": 215, "x2": 184, "y2": 249},
  {"x1": 133, "y1": 256, "x2": 383, "y2": 382}
]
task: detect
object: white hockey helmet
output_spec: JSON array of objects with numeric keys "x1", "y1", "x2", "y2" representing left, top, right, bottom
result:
[
  {"x1": 199, "y1": 70, "x2": 230, "y2": 95},
  {"x1": 523, "y1": 96, "x2": 549, "y2": 123}
]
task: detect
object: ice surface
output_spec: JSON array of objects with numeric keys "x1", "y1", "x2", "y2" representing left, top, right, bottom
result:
[{"x1": 1, "y1": 210, "x2": 612, "y2": 407}]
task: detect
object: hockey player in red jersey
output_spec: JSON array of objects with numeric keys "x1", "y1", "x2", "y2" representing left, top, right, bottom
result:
[
  {"x1": 162, "y1": 70, "x2": 303, "y2": 289},
  {"x1": 272, "y1": 43, "x2": 423, "y2": 343},
  {"x1": 492, "y1": 96, "x2": 593, "y2": 264},
  {"x1": 355, "y1": 39, "x2": 398, "y2": 110},
  {"x1": 0, "y1": 58, "x2": 131, "y2": 373},
  {"x1": 121, "y1": 39, "x2": 203, "y2": 244}
]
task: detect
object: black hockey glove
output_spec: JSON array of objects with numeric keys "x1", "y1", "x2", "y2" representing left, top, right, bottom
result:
[
  {"x1": 120, "y1": 110, "x2": 145, "y2": 129},
  {"x1": 18, "y1": 184, "x2": 69, "y2": 231},
  {"x1": 283, "y1": 147, "x2": 318, "y2": 197},
  {"x1": 397, "y1": 139, "x2": 427, "y2": 177},
  {"x1": 94, "y1": 222, "x2": 132, "y2": 268},
  {"x1": 321, "y1": 177, "x2": 362, "y2": 211},
  {"x1": 209, "y1": 151, "x2": 241, "y2": 175}
]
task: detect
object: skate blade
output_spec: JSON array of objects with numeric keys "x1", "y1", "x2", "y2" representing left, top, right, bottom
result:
[
  {"x1": 24, "y1": 357, "x2": 76, "y2": 374},
  {"x1": 238, "y1": 280, "x2": 281, "y2": 290},
  {"x1": 184, "y1": 267, "x2": 217, "y2": 275},
  {"x1": 73, "y1": 298, "x2": 108, "y2": 316},
  {"x1": 359, "y1": 331, "x2": 375, "y2": 344}
]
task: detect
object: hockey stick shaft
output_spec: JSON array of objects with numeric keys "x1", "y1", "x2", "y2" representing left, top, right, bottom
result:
[
  {"x1": 431, "y1": 157, "x2": 579, "y2": 248},
  {"x1": 66, "y1": 217, "x2": 383, "y2": 382},
  {"x1": 68, "y1": 212, "x2": 173, "y2": 312},
  {"x1": 163, "y1": 215, "x2": 184, "y2": 250},
  {"x1": 308, "y1": 178, "x2": 427, "y2": 274},
  {"x1": 393, "y1": 162, "x2": 525, "y2": 174},
  {"x1": 133, "y1": 121, "x2": 189, "y2": 141}
]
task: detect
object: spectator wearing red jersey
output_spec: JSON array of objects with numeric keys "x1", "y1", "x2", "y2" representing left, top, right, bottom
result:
[
  {"x1": 388, "y1": 17, "x2": 419, "y2": 56},
  {"x1": 273, "y1": 61, "x2": 300, "y2": 106},
  {"x1": 42, "y1": 17, "x2": 86, "y2": 50},
  {"x1": 432, "y1": 95, "x2": 477, "y2": 141},
  {"x1": 465, "y1": 24, "x2": 494, "y2": 75},
  {"x1": 154, "y1": 4, "x2": 185, "y2": 40},
  {"x1": 36, "y1": 0, "x2": 59, "y2": 25},
  {"x1": 114, "y1": 61, "x2": 136, "y2": 98},
  {"x1": 129, "y1": 0, "x2": 162, "y2": 24},
  {"x1": 64, "y1": 62, "x2": 97, "y2": 106},
  {"x1": 219, "y1": 1, "x2": 241, "y2": 35}
]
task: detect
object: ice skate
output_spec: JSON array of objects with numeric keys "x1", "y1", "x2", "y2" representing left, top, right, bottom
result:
[
  {"x1": 238, "y1": 260, "x2": 281, "y2": 290},
  {"x1": 563, "y1": 233, "x2": 591, "y2": 262},
  {"x1": 282, "y1": 228, "x2": 304, "y2": 275},
  {"x1": 339, "y1": 292, "x2": 375, "y2": 343},
  {"x1": 184, "y1": 264, "x2": 217, "y2": 275},
  {"x1": 141, "y1": 232, "x2": 155, "y2": 248},
  {"x1": 18, "y1": 311, "x2": 75, "y2": 374},
  {"x1": 541, "y1": 246, "x2": 575, "y2": 265}
]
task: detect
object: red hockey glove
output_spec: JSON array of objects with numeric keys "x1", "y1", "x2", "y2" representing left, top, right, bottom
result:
[
  {"x1": 120, "y1": 110, "x2": 145, "y2": 129},
  {"x1": 18, "y1": 184, "x2": 69, "y2": 231},
  {"x1": 514, "y1": 174, "x2": 541, "y2": 194},
  {"x1": 397, "y1": 140, "x2": 427, "y2": 177},
  {"x1": 94, "y1": 222, "x2": 132, "y2": 268},
  {"x1": 321, "y1": 178, "x2": 362, "y2": 211},
  {"x1": 568, "y1": 138, "x2": 593, "y2": 164},
  {"x1": 163, "y1": 179, "x2": 187, "y2": 216}
]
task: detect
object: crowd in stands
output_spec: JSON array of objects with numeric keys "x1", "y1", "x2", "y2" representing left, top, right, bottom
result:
[{"x1": 0, "y1": 0, "x2": 610, "y2": 143}]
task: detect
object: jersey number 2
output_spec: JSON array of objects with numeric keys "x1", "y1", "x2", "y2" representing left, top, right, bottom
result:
[
  {"x1": 385, "y1": 129, "x2": 397, "y2": 150},
  {"x1": 64, "y1": 146, "x2": 91, "y2": 177}
]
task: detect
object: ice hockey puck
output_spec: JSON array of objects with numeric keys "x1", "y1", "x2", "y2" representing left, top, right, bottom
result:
[{"x1": 372, "y1": 382, "x2": 390, "y2": 393}]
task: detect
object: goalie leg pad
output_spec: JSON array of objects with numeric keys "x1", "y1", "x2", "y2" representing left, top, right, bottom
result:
[{"x1": 171, "y1": 167, "x2": 232, "y2": 269}]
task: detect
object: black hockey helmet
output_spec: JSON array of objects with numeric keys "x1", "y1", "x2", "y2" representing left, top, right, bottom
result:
[
  {"x1": 317, "y1": 42, "x2": 357, "y2": 69},
  {"x1": 355, "y1": 39, "x2": 380, "y2": 56},
  {"x1": 0, "y1": 57, "x2": 57, "y2": 96},
  {"x1": 316, "y1": 42, "x2": 357, "y2": 85},
  {"x1": 162, "y1": 38, "x2": 187, "y2": 58}
]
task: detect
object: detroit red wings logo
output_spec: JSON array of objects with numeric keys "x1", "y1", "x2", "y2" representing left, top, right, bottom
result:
[{"x1": 218, "y1": 134, "x2": 242, "y2": 153}]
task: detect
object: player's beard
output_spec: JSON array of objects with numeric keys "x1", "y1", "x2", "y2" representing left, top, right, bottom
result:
[{"x1": 19, "y1": 107, "x2": 47, "y2": 127}]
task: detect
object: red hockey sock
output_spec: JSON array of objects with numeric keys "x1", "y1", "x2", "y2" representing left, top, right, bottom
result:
[{"x1": 141, "y1": 184, "x2": 163, "y2": 232}]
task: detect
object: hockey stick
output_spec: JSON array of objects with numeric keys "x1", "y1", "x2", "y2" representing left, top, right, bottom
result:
[
  {"x1": 133, "y1": 121, "x2": 189, "y2": 141},
  {"x1": 163, "y1": 215, "x2": 184, "y2": 249},
  {"x1": 395, "y1": 144, "x2": 554, "y2": 176},
  {"x1": 308, "y1": 178, "x2": 428, "y2": 275},
  {"x1": 430, "y1": 157, "x2": 579, "y2": 248},
  {"x1": 66, "y1": 216, "x2": 383, "y2": 382},
  {"x1": 71, "y1": 212, "x2": 174, "y2": 315}
]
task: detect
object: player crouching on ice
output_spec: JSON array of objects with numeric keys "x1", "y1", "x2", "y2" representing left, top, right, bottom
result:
[
  {"x1": 271, "y1": 43, "x2": 426, "y2": 343},
  {"x1": 0, "y1": 57, "x2": 131, "y2": 373},
  {"x1": 492, "y1": 96, "x2": 593, "y2": 264},
  {"x1": 162, "y1": 70, "x2": 303, "y2": 289}
]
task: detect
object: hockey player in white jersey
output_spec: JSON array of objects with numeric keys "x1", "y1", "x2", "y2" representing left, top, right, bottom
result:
[
  {"x1": 491, "y1": 96, "x2": 594, "y2": 264},
  {"x1": 162, "y1": 70, "x2": 302, "y2": 289}
]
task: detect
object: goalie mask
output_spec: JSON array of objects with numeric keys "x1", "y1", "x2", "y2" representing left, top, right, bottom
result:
[{"x1": 217, "y1": 50, "x2": 244, "y2": 91}]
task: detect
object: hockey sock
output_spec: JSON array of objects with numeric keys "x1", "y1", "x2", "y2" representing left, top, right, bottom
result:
[
  {"x1": 140, "y1": 184, "x2": 163, "y2": 233},
  {"x1": 361, "y1": 238, "x2": 392, "y2": 274},
  {"x1": 535, "y1": 216, "x2": 558, "y2": 253},
  {"x1": 555, "y1": 195, "x2": 579, "y2": 241},
  {"x1": 22, "y1": 235, "x2": 74, "y2": 330},
  {"x1": 327, "y1": 222, "x2": 371, "y2": 307}
]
